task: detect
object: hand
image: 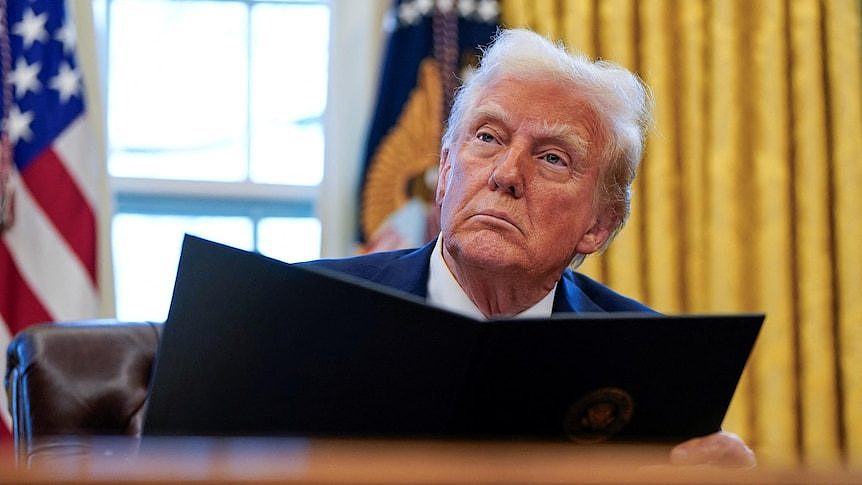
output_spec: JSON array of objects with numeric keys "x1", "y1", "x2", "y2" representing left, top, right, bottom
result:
[{"x1": 669, "y1": 431, "x2": 756, "y2": 468}]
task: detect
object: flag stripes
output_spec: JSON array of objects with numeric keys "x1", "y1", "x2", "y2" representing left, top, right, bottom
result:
[
  {"x1": 0, "y1": 0, "x2": 104, "y2": 445},
  {"x1": 0, "y1": 241, "x2": 51, "y2": 333},
  {"x1": 2, "y1": 170, "x2": 98, "y2": 327},
  {"x1": 20, "y1": 147, "x2": 97, "y2": 283},
  {"x1": 53, "y1": 117, "x2": 100, "y2": 207}
]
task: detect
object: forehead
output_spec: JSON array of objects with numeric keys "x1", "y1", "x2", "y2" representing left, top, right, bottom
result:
[{"x1": 468, "y1": 76, "x2": 601, "y2": 133}]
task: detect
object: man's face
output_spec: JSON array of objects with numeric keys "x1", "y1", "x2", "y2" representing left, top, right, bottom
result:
[{"x1": 436, "y1": 75, "x2": 612, "y2": 279}]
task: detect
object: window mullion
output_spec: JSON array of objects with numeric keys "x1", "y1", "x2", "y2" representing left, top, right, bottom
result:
[{"x1": 245, "y1": 2, "x2": 254, "y2": 183}]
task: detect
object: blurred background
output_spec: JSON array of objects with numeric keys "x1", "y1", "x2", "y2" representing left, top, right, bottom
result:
[{"x1": 0, "y1": 0, "x2": 859, "y2": 469}]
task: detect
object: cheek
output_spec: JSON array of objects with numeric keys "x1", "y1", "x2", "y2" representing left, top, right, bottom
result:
[
  {"x1": 442, "y1": 186, "x2": 470, "y2": 219},
  {"x1": 438, "y1": 173, "x2": 466, "y2": 222},
  {"x1": 535, "y1": 192, "x2": 596, "y2": 240},
  {"x1": 443, "y1": 165, "x2": 477, "y2": 202}
]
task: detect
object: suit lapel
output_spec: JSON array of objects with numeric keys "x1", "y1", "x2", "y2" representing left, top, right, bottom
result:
[
  {"x1": 553, "y1": 269, "x2": 604, "y2": 313},
  {"x1": 368, "y1": 241, "x2": 435, "y2": 298}
]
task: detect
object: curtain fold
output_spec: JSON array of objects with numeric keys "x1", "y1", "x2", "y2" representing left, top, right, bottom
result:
[
  {"x1": 790, "y1": 0, "x2": 840, "y2": 465},
  {"x1": 824, "y1": 0, "x2": 862, "y2": 467},
  {"x1": 677, "y1": 0, "x2": 708, "y2": 314},
  {"x1": 749, "y1": 0, "x2": 797, "y2": 466},
  {"x1": 703, "y1": 0, "x2": 756, "y2": 449},
  {"x1": 640, "y1": 0, "x2": 682, "y2": 313},
  {"x1": 501, "y1": 0, "x2": 862, "y2": 466},
  {"x1": 597, "y1": 0, "x2": 647, "y2": 302}
]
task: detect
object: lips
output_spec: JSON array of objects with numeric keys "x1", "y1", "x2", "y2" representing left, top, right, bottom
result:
[{"x1": 473, "y1": 209, "x2": 521, "y2": 232}]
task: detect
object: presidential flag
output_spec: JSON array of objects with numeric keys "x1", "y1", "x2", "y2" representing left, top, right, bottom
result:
[
  {"x1": 359, "y1": 0, "x2": 498, "y2": 252},
  {"x1": 0, "y1": 0, "x2": 103, "y2": 436}
]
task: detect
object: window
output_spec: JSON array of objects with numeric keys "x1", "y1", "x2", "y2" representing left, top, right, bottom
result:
[{"x1": 104, "y1": 0, "x2": 330, "y2": 322}]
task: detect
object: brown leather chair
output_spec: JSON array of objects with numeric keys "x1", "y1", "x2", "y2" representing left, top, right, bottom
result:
[{"x1": 4, "y1": 320, "x2": 162, "y2": 466}]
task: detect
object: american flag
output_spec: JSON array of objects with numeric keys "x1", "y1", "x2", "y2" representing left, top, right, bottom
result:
[{"x1": 0, "y1": 0, "x2": 103, "y2": 436}]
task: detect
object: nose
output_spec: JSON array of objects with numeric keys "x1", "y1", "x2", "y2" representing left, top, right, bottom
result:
[{"x1": 488, "y1": 142, "x2": 527, "y2": 198}]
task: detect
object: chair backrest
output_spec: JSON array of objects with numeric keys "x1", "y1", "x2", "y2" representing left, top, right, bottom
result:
[{"x1": 4, "y1": 320, "x2": 162, "y2": 466}]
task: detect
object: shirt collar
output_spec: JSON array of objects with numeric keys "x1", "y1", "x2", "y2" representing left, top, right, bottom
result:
[{"x1": 426, "y1": 234, "x2": 557, "y2": 320}]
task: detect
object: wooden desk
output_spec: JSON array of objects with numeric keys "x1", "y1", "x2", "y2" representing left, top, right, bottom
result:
[{"x1": 2, "y1": 437, "x2": 859, "y2": 484}]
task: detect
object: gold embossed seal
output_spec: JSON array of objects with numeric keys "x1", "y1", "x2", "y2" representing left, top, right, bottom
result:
[{"x1": 563, "y1": 387, "x2": 635, "y2": 443}]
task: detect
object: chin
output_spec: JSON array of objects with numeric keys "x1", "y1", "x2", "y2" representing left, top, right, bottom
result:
[{"x1": 447, "y1": 231, "x2": 528, "y2": 270}]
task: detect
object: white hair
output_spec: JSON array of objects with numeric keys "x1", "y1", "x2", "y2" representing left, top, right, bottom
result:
[{"x1": 442, "y1": 29, "x2": 654, "y2": 267}]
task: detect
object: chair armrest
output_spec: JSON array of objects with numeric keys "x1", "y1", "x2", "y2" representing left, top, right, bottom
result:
[{"x1": 4, "y1": 319, "x2": 162, "y2": 466}]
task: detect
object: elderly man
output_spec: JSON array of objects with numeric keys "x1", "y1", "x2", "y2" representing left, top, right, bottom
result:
[{"x1": 307, "y1": 28, "x2": 754, "y2": 467}]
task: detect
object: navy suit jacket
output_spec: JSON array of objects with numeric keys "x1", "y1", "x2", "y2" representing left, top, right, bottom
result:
[{"x1": 303, "y1": 241, "x2": 655, "y2": 314}]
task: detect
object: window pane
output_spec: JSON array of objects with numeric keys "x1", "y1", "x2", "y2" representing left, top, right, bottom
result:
[
  {"x1": 112, "y1": 214, "x2": 254, "y2": 322},
  {"x1": 249, "y1": 3, "x2": 328, "y2": 185},
  {"x1": 108, "y1": 0, "x2": 248, "y2": 181},
  {"x1": 250, "y1": 122, "x2": 324, "y2": 185},
  {"x1": 258, "y1": 217, "x2": 321, "y2": 263}
]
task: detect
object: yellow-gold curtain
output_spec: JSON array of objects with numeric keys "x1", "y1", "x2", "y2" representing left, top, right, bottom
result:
[{"x1": 501, "y1": 0, "x2": 862, "y2": 467}]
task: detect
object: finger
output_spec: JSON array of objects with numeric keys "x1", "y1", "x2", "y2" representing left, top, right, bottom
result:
[{"x1": 669, "y1": 432, "x2": 756, "y2": 468}]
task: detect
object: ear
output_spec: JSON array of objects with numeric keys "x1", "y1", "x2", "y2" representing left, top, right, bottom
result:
[
  {"x1": 574, "y1": 212, "x2": 615, "y2": 255},
  {"x1": 435, "y1": 148, "x2": 452, "y2": 207}
]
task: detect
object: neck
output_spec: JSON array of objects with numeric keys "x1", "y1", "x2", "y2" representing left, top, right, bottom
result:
[{"x1": 441, "y1": 245, "x2": 558, "y2": 318}]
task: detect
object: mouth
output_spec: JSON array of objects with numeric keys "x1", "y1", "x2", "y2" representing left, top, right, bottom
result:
[{"x1": 472, "y1": 209, "x2": 522, "y2": 233}]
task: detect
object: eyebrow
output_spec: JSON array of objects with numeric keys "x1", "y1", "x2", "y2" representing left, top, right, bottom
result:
[
  {"x1": 470, "y1": 102, "x2": 591, "y2": 157},
  {"x1": 539, "y1": 120, "x2": 590, "y2": 158},
  {"x1": 469, "y1": 102, "x2": 514, "y2": 129}
]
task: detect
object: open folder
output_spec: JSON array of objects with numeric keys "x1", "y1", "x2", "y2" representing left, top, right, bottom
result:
[{"x1": 143, "y1": 234, "x2": 763, "y2": 443}]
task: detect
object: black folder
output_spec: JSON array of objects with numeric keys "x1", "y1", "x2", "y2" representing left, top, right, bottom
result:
[{"x1": 143, "y1": 234, "x2": 763, "y2": 443}]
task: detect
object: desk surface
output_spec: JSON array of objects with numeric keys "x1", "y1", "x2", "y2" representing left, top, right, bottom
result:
[{"x1": 2, "y1": 437, "x2": 860, "y2": 484}]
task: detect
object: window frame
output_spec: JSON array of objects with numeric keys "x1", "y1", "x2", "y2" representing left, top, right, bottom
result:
[
  {"x1": 91, "y1": 0, "x2": 387, "y2": 257},
  {"x1": 82, "y1": 0, "x2": 388, "y2": 319}
]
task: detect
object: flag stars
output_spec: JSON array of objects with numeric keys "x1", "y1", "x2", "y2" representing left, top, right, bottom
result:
[
  {"x1": 6, "y1": 105, "x2": 34, "y2": 144},
  {"x1": 396, "y1": 0, "x2": 498, "y2": 27},
  {"x1": 50, "y1": 62, "x2": 81, "y2": 103},
  {"x1": 415, "y1": 0, "x2": 434, "y2": 15},
  {"x1": 457, "y1": 0, "x2": 476, "y2": 17},
  {"x1": 12, "y1": 8, "x2": 49, "y2": 48},
  {"x1": 55, "y1": 21, "x2": 77, "y2": 54},
  {"x1": 437, "y1": 0, "x2": 455, "y2": 14},
  {"x1": 398, "y1": 2, "x2": 422, "y2": 25},
  {"x1": 10, "y1": 57, "x2": 42, "y2": 98},
  {"x1": 476, "y1": 0, "x2": 499, "y2": 22}
]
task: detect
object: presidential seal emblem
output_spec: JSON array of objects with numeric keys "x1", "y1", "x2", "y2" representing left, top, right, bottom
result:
[{"x1": 563, "y1": 387, "x2": 635, "y2": 443}]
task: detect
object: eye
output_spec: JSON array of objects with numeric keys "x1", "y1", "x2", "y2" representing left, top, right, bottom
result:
[
  {"x1": 542, "y1": 152, "x2": 568, "y2": 166},
  {"x1": 477, "y1": 132, "x2": 496, "y2": 143}
]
